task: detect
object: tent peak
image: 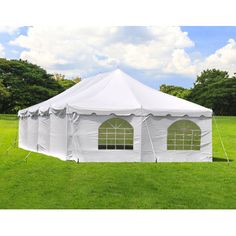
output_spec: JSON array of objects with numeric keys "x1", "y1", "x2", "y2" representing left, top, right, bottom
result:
[
  {"x1": 18, "y1": 68, "x2": 213, "y2": 118},
  {"x1": 106, "y1": 68, "x2": 130, "y2": 76},
  {"x1": 108, "y1": 68, "x2": 127, "y2": 76}
]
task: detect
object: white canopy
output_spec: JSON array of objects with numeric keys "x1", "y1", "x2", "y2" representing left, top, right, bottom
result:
[{"x1": 18, "y1": 69, "x2": 212, "y2": 117}]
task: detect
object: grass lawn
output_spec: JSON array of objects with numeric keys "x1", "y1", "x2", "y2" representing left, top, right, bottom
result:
[{"x1": 0, "y1": 114, "x2": 236, "y2": 209}]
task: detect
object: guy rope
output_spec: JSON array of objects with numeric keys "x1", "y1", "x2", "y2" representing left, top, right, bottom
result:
[{"x1": 213, "y1": 115, "x2": 230, "y2": 164}]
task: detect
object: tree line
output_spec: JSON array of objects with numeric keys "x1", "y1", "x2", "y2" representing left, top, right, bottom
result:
[
  {"x1": 0, "y1": 58, "x2": 235, "y2": 115},
  {"x1": 0, "y1": 58, "x2": 80, "y2": 114},
  {"x1": 160, "y1": 69, "x2": 236, "y2": 115}
]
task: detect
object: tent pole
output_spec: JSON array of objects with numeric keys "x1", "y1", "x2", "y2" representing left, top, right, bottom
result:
[
  {"x1": 71, "y1": 113, "x2": 80, "y2": 163},
  {"x1": 66, "y1": 107, "x2": 68, "y2": 160},
  {"x1": 213, "y1": 115, "x2": 229, "y2": 164},
  {"x1": 145, "y1": 117, "x2": 158, "y2": 162}
]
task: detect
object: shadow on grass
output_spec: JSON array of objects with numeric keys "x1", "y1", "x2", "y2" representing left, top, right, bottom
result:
[{"x1": 213, "y1": 157, "x2": 233, "y2": 162}]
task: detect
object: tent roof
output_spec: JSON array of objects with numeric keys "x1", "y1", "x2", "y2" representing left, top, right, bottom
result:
[{"x1": 18, "y1": 69, "x2": 212, "y2": 117}]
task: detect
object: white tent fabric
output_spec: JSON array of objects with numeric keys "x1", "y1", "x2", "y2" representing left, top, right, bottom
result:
[{"x1": 18, "y1": 69, "x2": 212, "y2": 162}]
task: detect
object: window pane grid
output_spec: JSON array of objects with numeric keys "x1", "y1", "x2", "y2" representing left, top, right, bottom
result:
[
  {"x1": 98, "y1": 124, "x2": 133, "y2": 150},
  {"x1": 167, "y1": 126, "x2": 201, "y2": 151}
]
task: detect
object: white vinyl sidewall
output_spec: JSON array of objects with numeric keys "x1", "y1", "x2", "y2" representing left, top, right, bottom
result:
[{"x1": 18, "y1": 114, "x2": 212, "y2": 162}]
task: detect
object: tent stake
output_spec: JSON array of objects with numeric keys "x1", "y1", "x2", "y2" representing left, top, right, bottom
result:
[
  {"x1": 25, "y1": 151, "x2": 32, "y2": 163},
  {"x1": 4, "y1": 136, "x2": 18, "y2": 156}
]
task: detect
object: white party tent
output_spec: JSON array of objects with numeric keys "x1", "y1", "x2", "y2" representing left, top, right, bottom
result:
[{"x1": 18, "y1": 69, "x2": 212, "y2": 162}]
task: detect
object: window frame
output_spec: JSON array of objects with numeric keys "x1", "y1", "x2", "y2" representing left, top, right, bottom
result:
[
  {"x1": 167, "y1": 120, "x2": 201, "y2": 151},
  {"x1": 98, "y1": 118, "x2": 134, "y2": 150}
]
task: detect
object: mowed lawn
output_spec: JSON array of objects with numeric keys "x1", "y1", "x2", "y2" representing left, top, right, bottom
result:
[{"x1": 0, "y1": 115, "x2": 236, "y2": 209}]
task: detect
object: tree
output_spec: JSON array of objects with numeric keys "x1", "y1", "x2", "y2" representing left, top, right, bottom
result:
[
  {"x1": 73, "y1": 76, "x2": 81, "y2": 83},
  {"x1": 160, "y1": 84, "x2": 190, "y2": 99},
  {"x1": 159, "y1": 69, "x2": 236, "y2": 115},
  {"x1": 52, "y1": 73, "x2": 65, "y2": 81},
  {"x1": 58, "y1": 79, "x2": 76, "y2": 90},
  {"x1": 0, "y1": 58, "x2": 64, "y2": 113},
  {"x1": 186, "y1": 69, "x2": 236, "y2": 115},
  {"x1": 52, "y1": 73, "x2": 80, "y2": 90},
  {"x1": 195, "y1": 69, "x2": 229, "y2": 85},
  {"x1": 0, "y1": 79, "x2": 10, "y2": 112}
]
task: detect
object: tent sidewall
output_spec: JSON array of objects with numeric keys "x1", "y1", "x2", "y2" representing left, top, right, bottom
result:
[{"x1": 18, "y1": 113, "x2": 212, "y2": 162}]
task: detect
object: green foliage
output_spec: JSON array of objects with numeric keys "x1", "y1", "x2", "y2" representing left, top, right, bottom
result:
[
  {"x1": 0, "y1": 80, "x2": 10, "y2": 112},
  {"x1": 58, "y1": 79, "x2": 76, "y2": 90},
  {"x1": 160, "y1": 69, "x2": 236, "y2": 115},
  {"x1": 187, "y1": 69, "x2": 236, "y2": 115},
  {"x1": 52, "y1": 74, "x2": 81, "y2": 90},
  {"x1": 160, "y1": 84, "x2": 190, "y2": 99},
  {"x1": 73, "y1": 76, "x2": 81, "y2": 83},
  {"x1": 0, "y1": 59, "x2": 64, "y2": 113},
  {"x1": 195, "y1": 69, "x2": 229, "y2": 85},
  {"x1": 52, "y1": 73, "x2": 65, "y2": 81},
  {"x1": 0, "y1": 115, "x2": 236, "y2": 209},
  {"x1": 53, "y1": 73, "x2": 79, "y2": 90}
]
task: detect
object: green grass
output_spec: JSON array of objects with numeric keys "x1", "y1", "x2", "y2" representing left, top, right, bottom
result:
[{"x1": 0, "y1": 114, "x2": 236, "y2": 209}]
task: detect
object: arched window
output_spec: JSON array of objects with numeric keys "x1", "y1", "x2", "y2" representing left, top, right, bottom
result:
[
  {"x1": 167, "y1": 120, "x2": 201, "y2": 151},
  {"x1": 98, "y1": 118, "x2": 133, "y2": 150}
]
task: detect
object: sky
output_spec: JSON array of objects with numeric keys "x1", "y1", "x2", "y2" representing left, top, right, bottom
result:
[{"x1": 0, "y1": 26, "x2": 236, "y2": 89}]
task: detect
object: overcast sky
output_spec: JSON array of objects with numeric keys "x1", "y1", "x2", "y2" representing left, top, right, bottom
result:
[{"x1": 0, "y1": 26, "x2": 236, "y2": 89}]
